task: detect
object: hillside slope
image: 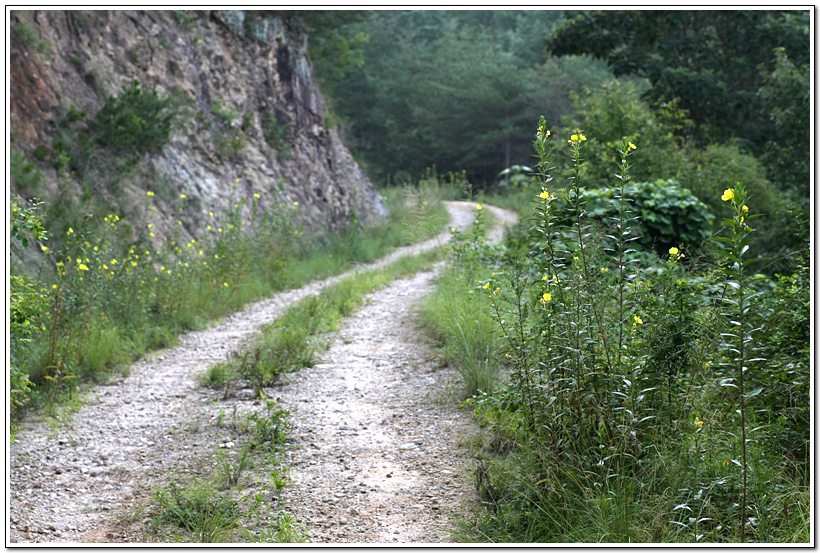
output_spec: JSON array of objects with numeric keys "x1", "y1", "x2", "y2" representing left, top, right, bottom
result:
[{"x1": 9, "y1": 10, "x2": 385, "y2": 250}]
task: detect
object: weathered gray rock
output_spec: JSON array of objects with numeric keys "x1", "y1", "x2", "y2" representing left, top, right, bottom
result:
[{"x1": 10, "y1": 10, "x2": 385, "y2": 242}]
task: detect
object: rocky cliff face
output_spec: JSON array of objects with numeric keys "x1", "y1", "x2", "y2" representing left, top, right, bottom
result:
[{"x1": 10, "y1": 10, "x2": 386, "y2": 244}]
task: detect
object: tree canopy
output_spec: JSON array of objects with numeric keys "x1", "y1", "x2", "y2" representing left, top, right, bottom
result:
[{"x1": 545, "y1": 10, "x2": 810, "y2": 198}]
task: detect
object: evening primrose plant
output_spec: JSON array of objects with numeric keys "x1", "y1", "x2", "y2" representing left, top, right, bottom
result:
[{"x1": 439, "y1": 116, "x2": 809, "y2": 543}]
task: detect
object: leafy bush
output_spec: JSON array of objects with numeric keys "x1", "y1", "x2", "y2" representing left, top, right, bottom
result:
[
  {"x1": 549, "y1": 179, "x2": 714, "y2": 254},
  {"x1": 560, "y1": 79, "x2": 688, "y2": 186},
  {"x1": 89, "y1": 80, "x2": 184, "y2": 157},
  {"x1": 9, "y1": 198, "x2": 49, "y2": 430},
  {"x1": 676, "y1": 142, "x2": 794, "y2": 270}
]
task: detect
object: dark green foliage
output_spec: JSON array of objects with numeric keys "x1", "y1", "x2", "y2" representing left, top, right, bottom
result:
[
  {"x1": 758, "y1": 48, "x2": 810, "y2": 201},
  {"x1": 546, "y1": 10, "x2": 811, "y2": 214},
  {"x1": 546, "y1": 10, "x2": 810, "y2": 152},
  {"x1": 317, "y1": 10, "x2": 611, "y2": 185},
  {"x1": 550, "y1": 179, "x2": 714, "y2": 254},
  {"x1": 10, "y1": 151, "x2": 43, "y2": 196},
  {"x1": 89, "y1": 80, "x2": 182, "y2": 158}
]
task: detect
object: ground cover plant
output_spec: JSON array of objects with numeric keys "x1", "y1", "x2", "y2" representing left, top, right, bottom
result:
[
  {"x1": 431, "y1": 117, "x2": 810, "y2": 543},
  {"x1": 147, "y1": 394, "x2": 305, "y2": 543},
  {"x1": 9, "y1": 176, "x2": 448, "y2": 437}
]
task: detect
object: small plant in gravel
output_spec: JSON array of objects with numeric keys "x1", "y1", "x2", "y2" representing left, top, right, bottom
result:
[
  {"x1": 154, "y1": 481, "x2": 240, "y2": 543},
  {"x1": 217, "y1": 442, "x2": 253, "y2": 489}
]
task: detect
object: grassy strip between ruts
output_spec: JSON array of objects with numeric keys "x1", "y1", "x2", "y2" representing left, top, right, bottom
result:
[
  {"x1": 200, "y1": 247, "x2": 444, "y2": 394},
  {"x1": 144, "y1": 248, "x2": 444, "y2": 543}
]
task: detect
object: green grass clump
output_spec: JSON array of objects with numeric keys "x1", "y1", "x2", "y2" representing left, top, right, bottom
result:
[{"x1": 155, "y1": 481, "x2": 240, "y2": 543}]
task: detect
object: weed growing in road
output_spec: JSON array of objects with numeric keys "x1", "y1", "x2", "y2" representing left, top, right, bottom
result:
[{"x1": 154, "y1": 481, "x2": 240, "y2": 543}]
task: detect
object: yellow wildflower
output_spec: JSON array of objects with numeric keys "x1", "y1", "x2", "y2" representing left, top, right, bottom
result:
[
  {"x1": 223, "y1": 282, "x2": 229, "y2": 288},
  {"x1": 111, "y1": 259, "x2": 117, "y2": 265},
  {"x1": 742, "y1": 205, "x2": 749, "y2": 213},
  {"x1": 540, "y1": 191, "x2": 550, "y2": 199},
  {"x1": 721, "y1": 188, "x2": 735, "y2": 202},
  {"x1": 483, "y1": 283, "x2": 490, "y2": 289},
  {"x1": 294, "y1": 202, "x2": 299, "y2": 207},
  {"x1": 695, "y1": 417, "x2": 703, "y2": 429},
  {"x1": 669, "y1": 247, "x2": 679, "y2": 256},
  {"x1": 541, "y1": 293, "x2": 552, "y2": 304},
  {"x1": 235, "y1": 178, "x2": 240, "y2": 183},
  {"x1": 147, "y1": 191, "x2": 154, "y2": 197},
  {"x1": 254, "y1": 193, "x2": 261, "y2": 199},
  {"x1": 150, "y1": 233, "x2": 155, "y2": 237},
  {"x1": 207, "y1": 225, "x2": 212, "y2": 231},
  {"x1": 67, "y1": 227, "x2": 74, "y2": 235},
  {"x1": 628, "y1": 142, "x2": 637, "y2": 150},
  {"x1": 476, "y1": 204, "x2": 483, "y2": 211},
  {"x1": 542, "y1": 275, "x2": 549, "y2": 281},
  {"x1": 41, "y1": 245, "x2": 49, "y2": 253},
  {"x1": 571, "y1": 134, "x2": 578, "y2": 141},
  {"x1": 78, "y1": 263, "x2": 89, "y2": 271},
  {"x1": 180, "y1": 194, "x2": 187, "y2": 199},
  {"x1": 633, "y1": 315, "x2": 643, "y2": 325},
  {"x1": 579, "y1": 134, "x2": 586, "y2": 141},
  {"x1": 209, "y1": 211, "x2": 214, "y2": 217}
]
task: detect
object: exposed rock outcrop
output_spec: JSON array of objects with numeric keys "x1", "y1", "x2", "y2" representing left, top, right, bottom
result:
[{"x1": 9, "y1": 10, "x2": 385, "y2": 244}]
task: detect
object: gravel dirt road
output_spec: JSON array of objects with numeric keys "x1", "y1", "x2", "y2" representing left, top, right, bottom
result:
[{"x1": 7, "y1": 201, "x2": 516, "y2": 544}]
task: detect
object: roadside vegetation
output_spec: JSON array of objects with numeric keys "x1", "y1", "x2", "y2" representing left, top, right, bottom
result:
[
  {"x1": 424, "y1": 117, "x2": 810, "y2": 543},
  {"x1": 9, "y1": 173, "x2": 448, "y2": 439}
]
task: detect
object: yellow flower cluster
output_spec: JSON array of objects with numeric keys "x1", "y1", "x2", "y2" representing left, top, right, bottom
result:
[{"x1": 721, "y1": 188, "x2": 735, "y2": 202}]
